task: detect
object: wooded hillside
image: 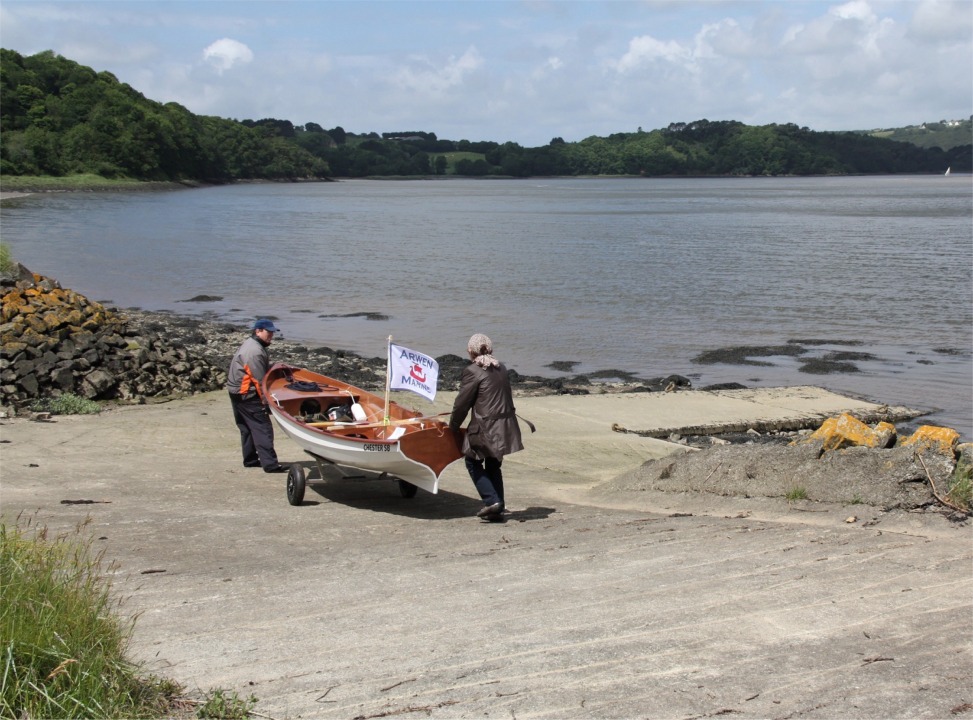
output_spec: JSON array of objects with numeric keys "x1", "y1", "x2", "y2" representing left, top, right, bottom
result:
[{"x1": 2, "y1": 49, "x2": 969, "y2": 182}]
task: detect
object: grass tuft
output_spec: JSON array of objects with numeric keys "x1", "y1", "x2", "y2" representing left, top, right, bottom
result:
[
  {"x1": 0, "y1": 517, "x2": 184, "y2": 718},
  {"x1": 946, "y1": 459, "x2": 972, "y2": 513},
  {"x1": 0, "y1": 242, "x2": 13, "y2": 274},
  {"x1": 29, "y1": 393, "x2": 102, "y2": 415},
  {"x1": 196, "y1": 688, "x2": 258, "y2": 719},
  {"x1": 786, "y1": 486, "x2": 808, "y2": 501}
]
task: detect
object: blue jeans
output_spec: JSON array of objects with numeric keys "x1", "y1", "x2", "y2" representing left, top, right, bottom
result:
[{"x1": 465, "y1": 456, "x2": 504, "y2": 508}]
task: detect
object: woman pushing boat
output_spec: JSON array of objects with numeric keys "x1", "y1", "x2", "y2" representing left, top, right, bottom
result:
[{"x1": 449, "y1": 333, "x2": 525, "y2": 522}]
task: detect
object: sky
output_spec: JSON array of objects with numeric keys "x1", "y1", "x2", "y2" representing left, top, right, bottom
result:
[{"x1": 1, "y1": 0, "x2": 971, "y2": 147}]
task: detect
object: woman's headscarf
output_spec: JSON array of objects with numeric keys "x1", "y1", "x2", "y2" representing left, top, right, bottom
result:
[{"x1": 467, "y1": 333, "x2": 500, "y2": 368}]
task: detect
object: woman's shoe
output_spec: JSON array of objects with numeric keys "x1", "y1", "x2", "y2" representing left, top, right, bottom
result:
[{"x1": 476, "y1": 502, "x2": 503, "y2": 518}]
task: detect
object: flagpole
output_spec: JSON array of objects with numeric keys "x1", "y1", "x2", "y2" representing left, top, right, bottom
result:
[{"x1": 383, "y1": 335, "x2": 392, "y2": 425}]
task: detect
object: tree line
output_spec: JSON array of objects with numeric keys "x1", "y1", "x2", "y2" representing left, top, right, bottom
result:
[{"x1": 2, "y1": 49, "x2": 969, "y2": 183}]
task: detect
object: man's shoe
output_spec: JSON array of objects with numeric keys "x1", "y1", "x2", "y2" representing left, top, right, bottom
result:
[
  {"x1": 243, "y1": 461, "x2": 261, "y2": 468},
  {"x1": 476, "y1": 502, "x2": 503, "y2": 518},
  {"x1": 483, "y1": 512, "x2": 506, "y2": 523},
  {"x1": 264, "y1": 464, "x2": 289, "y2": 473}
]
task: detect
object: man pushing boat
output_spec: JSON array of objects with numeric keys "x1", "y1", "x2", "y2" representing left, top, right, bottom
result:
[{"x1": 226, "y1": 319, "x2": 289, "y2": 474}]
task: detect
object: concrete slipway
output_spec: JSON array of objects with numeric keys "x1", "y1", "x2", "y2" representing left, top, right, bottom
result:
[{"x1": 0, "y1": 386, "x2": 969, "y2": 719}]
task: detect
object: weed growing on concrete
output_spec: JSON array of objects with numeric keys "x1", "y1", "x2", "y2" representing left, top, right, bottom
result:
[
  {"x1": 196, "y1": 688, "x2": 258, "y2": 719},
  {"x1": 786, "y1": 486, "x2": 808, "y2": 501},
  {"x1": 29, "y1": 393, "x2": 101, "y2": 415}
]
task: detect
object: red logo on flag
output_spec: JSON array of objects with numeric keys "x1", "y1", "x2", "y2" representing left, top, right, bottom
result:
[{"x1": 410, "y1": 364, "x2": 426, "y2": 383}]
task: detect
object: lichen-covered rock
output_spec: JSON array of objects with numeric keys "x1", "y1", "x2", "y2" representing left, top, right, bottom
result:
[
  {"x1": 1, "y1": 269, "x2": 231, "y2": 410},
  {"x1": 901, "y1": 425, "x2": 961, "y2": 455},
  {"x1": 799, "y1": 412, "x2": 897, "y2": 450}
]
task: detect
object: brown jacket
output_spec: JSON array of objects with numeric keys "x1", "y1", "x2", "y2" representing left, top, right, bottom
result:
[{"x1": 449, "y1": 362, "x2": 524, "y2": 461}]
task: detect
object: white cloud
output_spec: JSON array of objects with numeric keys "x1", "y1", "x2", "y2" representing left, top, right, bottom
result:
[
  {"x1": 830, "y1": 0, "x2": 874, "y2": 22},
  {"x1": 392, "y1": 46, "x2": 484, "y2": 96},
  {"x1": 202, "y1": 38, "x2": 253, "y2": 74},
  {"x1": 694, "y1": 19, "x2": 757, "y2": 60},
  {"x1": 910, "y1": 0, "x2": 973, "y2": 42},
  {"x1": 613, "y1": 34, "x2": 691, "y2": 72}
]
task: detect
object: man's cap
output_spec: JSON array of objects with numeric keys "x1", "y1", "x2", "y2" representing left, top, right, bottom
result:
[{"x1": 253, "y1": 319, "x2": 281, "y2": 332}]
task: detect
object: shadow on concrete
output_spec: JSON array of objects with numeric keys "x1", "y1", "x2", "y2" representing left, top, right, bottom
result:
[{"x1": 284, "y1": 461, "x2": 558, "y2": 522}]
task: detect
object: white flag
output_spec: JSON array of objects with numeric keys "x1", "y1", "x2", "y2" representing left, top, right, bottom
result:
[{"x1": 389, "y1": 343, "x2": 439, "y2": 402}]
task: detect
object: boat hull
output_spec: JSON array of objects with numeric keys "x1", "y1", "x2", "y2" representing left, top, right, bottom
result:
[{"x1": 262, "y1": 364, "x2": 463, "y2": 494}]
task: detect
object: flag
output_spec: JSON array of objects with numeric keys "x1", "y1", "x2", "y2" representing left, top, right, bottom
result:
[{"x1": 388, "y1": 343, "x2": 439, "y2": 402}]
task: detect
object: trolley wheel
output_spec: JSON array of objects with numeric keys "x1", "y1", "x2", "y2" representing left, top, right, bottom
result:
[
  {"x1": 286, "y1": 464, "x2": 306, "y2": 506},
  {"x1": 398, "y1": 479, "x2": 418, "y2": 498}
]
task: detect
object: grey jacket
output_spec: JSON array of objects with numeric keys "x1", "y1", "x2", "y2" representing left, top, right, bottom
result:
[
  {"x1": 226, "y1": 336, "x2": 270, "y2": 396},
  {"x1": 449, "y1": 362, "x2": 524, "y2": 461}
]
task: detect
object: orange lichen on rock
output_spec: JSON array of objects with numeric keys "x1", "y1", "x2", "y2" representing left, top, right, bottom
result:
[
  {"x1": 801, "y1": 413, "x2": 897, "y2": 450},
  {"x1": 901, "y1": 425, "x2": 961, "y2": 454}
]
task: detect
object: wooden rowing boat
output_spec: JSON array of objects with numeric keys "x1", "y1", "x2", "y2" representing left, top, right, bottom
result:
[{"x1": 261, "y1": 363, "x2": 464, "y2": 501}]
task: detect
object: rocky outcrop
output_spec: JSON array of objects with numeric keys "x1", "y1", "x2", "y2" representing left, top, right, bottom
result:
[
  {"x1": 802, "y1": 413, "x2": 897, "y2": 450},
  {"x1": 1, "y1": 267, "x2": 226, "y2": 408}
]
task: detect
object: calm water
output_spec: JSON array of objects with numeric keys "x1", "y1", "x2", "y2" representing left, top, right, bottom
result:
[{"x1": 3, "y1": 177, "x2": 971, "y2": 438}]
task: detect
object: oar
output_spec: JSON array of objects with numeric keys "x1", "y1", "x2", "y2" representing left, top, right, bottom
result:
[{"x1": 306, "y1": 412, "x2": 450, "y2": 430}]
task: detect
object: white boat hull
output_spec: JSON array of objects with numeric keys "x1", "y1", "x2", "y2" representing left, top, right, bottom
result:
[
  {"x1": 269, "y1": 405, "x2": 445, "y2": 493},
  {"x1": 261, "y1": 363, "x2": 464, "y2": 496}
]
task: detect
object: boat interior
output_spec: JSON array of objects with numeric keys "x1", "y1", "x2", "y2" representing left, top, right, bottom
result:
[{"x1": 266, "y1": 381, "x2": 413, "y2": 441}]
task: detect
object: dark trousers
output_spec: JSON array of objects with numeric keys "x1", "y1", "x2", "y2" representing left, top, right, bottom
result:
[
  {"x1": 229, "y1": 392, "x2": 279, "y2": 470},
  {"x1": 465, "y1": 456, "x2": 504, "y2": 508}
]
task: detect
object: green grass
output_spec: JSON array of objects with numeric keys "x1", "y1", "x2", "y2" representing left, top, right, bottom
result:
[
  {"x1": 0, "y1": 242, "x2": 13, "y2": 274},
  {"x1": 29, "y1": 393, "x2": 102, "y2": 416},
  {"x1": 196, "y1": 689, "x2": 258, "y2": 719},
  {"x1": 433, "y1": 151, "x2": 487, "y2": 173},
  {"x1": 946, "y1": 459, "x2": 972, "y2": 512},
  {"x1": 0, "y1": 518, "x2": 182, "y2": 718},
  {"x1": 785, "y1": 486, "x2": 808, "y2": 501},
  {"x1": 1, "y1": 174, "x2": 189, "y2": 192}
]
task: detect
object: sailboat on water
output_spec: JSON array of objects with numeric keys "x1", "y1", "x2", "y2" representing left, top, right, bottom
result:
[{"x1": 945, "y1": 167, "x2": 951, "y2": 176}]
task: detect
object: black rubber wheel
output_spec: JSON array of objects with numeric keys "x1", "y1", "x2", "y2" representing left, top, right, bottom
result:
[
  {"x1": 398, "y1": 479, "x2": 418, "y2": 498},
  {"x1": 286, "y1": 464, "x2": 306, "y2": 506}
]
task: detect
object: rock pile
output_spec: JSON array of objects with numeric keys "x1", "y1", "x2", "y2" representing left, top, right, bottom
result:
[
  {"x1": 610, "y1": 412, "x2": 971, "y2": 518},
  {"x1": 1, "y1": 266, "x2": 227, "y2": 409}
]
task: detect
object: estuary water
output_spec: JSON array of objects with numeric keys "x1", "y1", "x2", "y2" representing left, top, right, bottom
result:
[{"x1": 2, "y1": 176, "x2": 971, "y2": 438}]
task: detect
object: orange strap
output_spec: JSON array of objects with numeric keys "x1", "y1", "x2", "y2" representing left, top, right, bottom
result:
[{"x1": 239, "y1": 365, "x2": 263, "y2": 399}]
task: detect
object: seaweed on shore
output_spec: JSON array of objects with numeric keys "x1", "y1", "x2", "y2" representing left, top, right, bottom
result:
[
  {"x1": 692, "y1": 345, "x2": 807, "y2": 367},
  {"x1": 317, "y1": 311, "x2": 390, "y2": 321},
  {"x1": 798, "y1": 358, "x2": 861, "y2": 374},
  {"x1": 787, "y1": 338, "x2": 864, "y2": 346},
  {"x1": 546, "y1": 360, "x2": 580, "y2": 372}
]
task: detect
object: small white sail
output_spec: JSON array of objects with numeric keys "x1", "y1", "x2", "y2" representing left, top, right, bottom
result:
[{"x1": 945, "y1": 167, "x2": 951, "y2": 176}]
